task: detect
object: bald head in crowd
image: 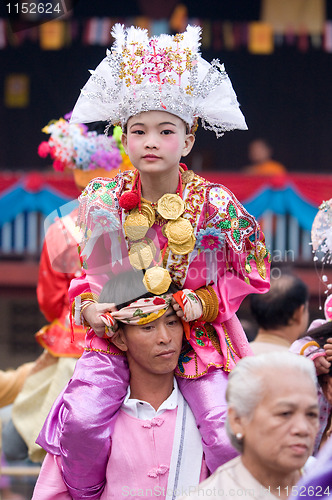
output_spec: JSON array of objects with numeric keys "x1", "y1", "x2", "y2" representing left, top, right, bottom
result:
[{"x1": 249, "y1": 272, "x2": 309, "y2": 355}]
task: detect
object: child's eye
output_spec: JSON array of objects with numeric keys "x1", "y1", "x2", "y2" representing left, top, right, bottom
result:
[
  {"x1": 132, "y1": 129, "x2": 144, "y2": 135},
  {"x1": 161, "y1": 129, "x2": 174, "y2": 135}
]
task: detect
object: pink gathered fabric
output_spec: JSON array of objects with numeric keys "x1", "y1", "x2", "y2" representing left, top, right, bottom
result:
[{"x1": 33, "y1": 410, "x2": 209, "y2": 499}]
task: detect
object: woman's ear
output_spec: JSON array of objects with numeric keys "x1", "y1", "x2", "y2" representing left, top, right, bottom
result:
[
  {"x1": 228, "y1": 407, "x2": 245, "y2": 436},
  {"x1": 182, "y1": 134, "x2": 195, "y2": 157},
  {"x1": 111, "y1": 327, "x2": 128, "y2": 352}
]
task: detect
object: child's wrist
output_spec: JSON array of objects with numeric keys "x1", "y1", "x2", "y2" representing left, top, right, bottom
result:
[
  {"x1": 195, "y1": 286, "x2": 219, "y2": 323},
  {"x1": 72, "y1": 292, "x2": 99, "y2": 326}
]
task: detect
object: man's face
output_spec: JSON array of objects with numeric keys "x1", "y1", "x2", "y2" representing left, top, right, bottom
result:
[{"x1": 118, "y1": 307, "x2": 183, "y2": 377}]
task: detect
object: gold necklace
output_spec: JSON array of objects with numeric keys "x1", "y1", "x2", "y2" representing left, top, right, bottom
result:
[{"x1": 123, "y1": 171, "x2": 196, "y2": 294}]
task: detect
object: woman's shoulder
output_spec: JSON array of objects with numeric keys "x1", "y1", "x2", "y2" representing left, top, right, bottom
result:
[{"x1": 178, "y1": 457, "x2": 242, "y2": 499}]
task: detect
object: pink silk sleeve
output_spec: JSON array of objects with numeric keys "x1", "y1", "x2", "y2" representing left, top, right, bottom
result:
[
  {"x1": 290, "y1": 336, "x2": 326, "y2": 361},
  {"x1": 210, "y1": 245, "x2": 270, "y2": 324}
]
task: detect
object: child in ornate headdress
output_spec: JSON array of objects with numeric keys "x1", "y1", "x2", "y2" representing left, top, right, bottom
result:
[{"x1": 36, "y1": 24, "x2": 271, "y2": 499}]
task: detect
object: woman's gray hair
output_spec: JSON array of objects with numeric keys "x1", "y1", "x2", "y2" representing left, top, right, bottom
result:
[{"x1": 225, "y1": 352, "x2": 317, "y2": 453}]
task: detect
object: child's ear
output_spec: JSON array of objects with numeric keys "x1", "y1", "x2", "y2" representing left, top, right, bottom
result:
[
  {"x1": 121, "y1": 133, "x2": 128, "y2": 154},
  {"x1": 111, "y1": 327, "x2": 128, "y2": 352},
  {"x1": 182, "y1": 134, "x2": 195, "y2": 157}
]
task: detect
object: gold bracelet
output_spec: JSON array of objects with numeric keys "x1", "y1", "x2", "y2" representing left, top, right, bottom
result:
[
  {"x1": 196, "y1": 290, "x2": 207, "y2": 320},
  {"x1": 196, "y1": 288, "x2": 212, "y2": 322},
  {"x1": 196, "y1": 286, "x2": 219, "y2": 323},
  {"x1": 71, "y1": 292, "x2": 99, "y2": 326},
  {"x1": 206, "y1": 285, "x2": 219, "y2": 322}
]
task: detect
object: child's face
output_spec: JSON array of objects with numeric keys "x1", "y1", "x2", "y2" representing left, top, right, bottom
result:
[
  {"x1": 121, "y1": 110, "x2": 194, "y2": 176},
  {"x1": 114, "y1": 306, "x2": 183, "y2": 377}
]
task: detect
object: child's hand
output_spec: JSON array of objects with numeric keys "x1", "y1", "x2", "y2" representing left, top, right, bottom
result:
[
  {"x1": 323, "y1": 338, "x2": 332, "y2": 363},
  {"x1": 171, "y1": 297, "x2": 184, "y2": 318},
  {"x1": 83, "y1": 302, "x2": 118, "y2": 337},
  {"x1": 320, "y1": 374, "x2": 332, "y2": 404},
  {"x1": 314, "y1": 355, "x2": 331, "y2": 375},
  {"x1": 171, "y1": 290, "x2": 203, "y2": 321}
]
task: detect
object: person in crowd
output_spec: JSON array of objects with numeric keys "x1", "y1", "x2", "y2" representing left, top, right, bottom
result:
[
  {"x1": 36, "y1": 24, "x2": 270, "y2": 499},
  {"x1": 0, "y1": 357, "x2": 42, "y2": 500},
  {"x1": 243, "y1": 138, "x2": 287, "y2": 176},
  {"x1": 2, "y1": 118, "x2": 130, "y2": 464},
  {"x1": 292, "y1": 429, "x2": 332, "y2": 500},
  {"x1": 250, "y1": 272, "x2": 309, "y2": 355},
  {"x1": 290, "y1": 293, "x2": 332, "y2": 454},
  {"x1": 32, "y1": 270, "x2": 209, "y2": 499},
  {"x1": 0, "y1": 363, "x2": 33, "y2": 409},
  {"x1": 178, "y1": 352, "x2": 319, "y2": 500}
]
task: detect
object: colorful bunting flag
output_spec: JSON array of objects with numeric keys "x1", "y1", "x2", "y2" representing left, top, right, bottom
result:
[
  {"x1": 4, "y1": 74, "x2": 30, "y2": 108},
  {"x1": 248, "y1": 22, "x2": 274, "y2": 54},
  {"x1": 0, "y1": 19, "x2": 6, "y2": 49},
  {"x1": 0, "y1": 15, "x2": 330, "y2": 53},
  {"x1": 39, "y1": 20, "x2": 66, "y2": 50},
  {"x1": 324, "y1": 21, "x2": 332, "y2": 52}
]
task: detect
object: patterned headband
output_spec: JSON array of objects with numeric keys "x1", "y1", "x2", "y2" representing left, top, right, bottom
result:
[{"x1": 101, "y1": 294, "x2": 173, "y2": 337}]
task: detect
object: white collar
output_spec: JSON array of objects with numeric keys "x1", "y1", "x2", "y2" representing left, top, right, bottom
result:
[{"x1": 122, "y1": 378, "x2": 179, "y2": 420}]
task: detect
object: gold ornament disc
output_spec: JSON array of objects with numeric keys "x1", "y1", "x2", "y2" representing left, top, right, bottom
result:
[
  {"x1": 124, "y1": 212, "x2": 149, "y2": 241},
  {"x1": 164, "y1": 217, "x2": 194, "y2": 244},
  {"x1": 169, "y1": 234, "x2": 196, "y2": 255},
  {"x1": 143, "y1": 266, "x2": 172, "y2": 295},
  {"x1": 181, "y1": 169, "x2": 195, "y2": 184},
  {"x1": 157, "y1": 194, "x2": 185, "y2": 220},
  {"x1": 129, "y1": 239, "x2": 156, "y2": 270},
  {"x1": 134, "y1": 203, "x2": 155, "y2": 227}
]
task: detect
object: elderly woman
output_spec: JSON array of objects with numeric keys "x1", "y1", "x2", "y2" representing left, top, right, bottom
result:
[{"x1": 179, "y1": 352, "x2": 319, "y2": 500}]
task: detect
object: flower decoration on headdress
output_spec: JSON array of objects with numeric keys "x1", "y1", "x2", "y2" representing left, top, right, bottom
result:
[
  {"x1": 70, "y1": 24, "x2": 247, "y2": 137},
  {"x1": 38, "y1": 116, "x2": 126, "y2": 173}
]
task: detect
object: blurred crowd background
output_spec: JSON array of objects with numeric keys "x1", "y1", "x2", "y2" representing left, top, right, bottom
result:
[{"x1": 0, "y1": 0, "x2": 331, "y2": 372}]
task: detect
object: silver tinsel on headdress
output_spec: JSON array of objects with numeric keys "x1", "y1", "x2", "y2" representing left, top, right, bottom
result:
[
  {"x1": 312, "y1": 199, "x2": 332, "y2": 265},
  {"x1": 71, "y1": 24, "x2": 247, "y2": 137}
]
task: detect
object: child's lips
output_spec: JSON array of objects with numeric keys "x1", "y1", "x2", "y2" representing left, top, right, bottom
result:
[{"x1": 143, "y1": 154, "x2": 160, "y2": 159}]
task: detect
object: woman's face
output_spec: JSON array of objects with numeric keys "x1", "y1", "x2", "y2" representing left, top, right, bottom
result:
[{"x1": 236, "y1": 368, "x2": 319, "y2": 478}]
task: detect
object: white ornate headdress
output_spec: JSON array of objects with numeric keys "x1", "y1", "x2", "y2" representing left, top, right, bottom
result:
[
  {"x1": 311, "y1": 198, "x2": 332, "y2": 296},
  {"x1": 71, "y1": 24, "x2": 247, "y2": 137}
]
